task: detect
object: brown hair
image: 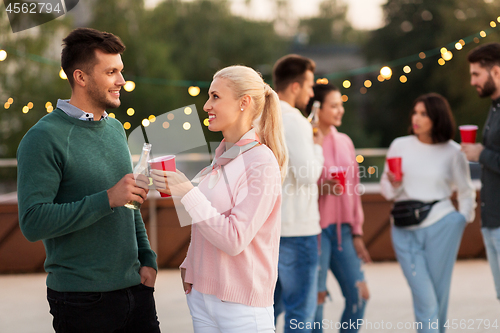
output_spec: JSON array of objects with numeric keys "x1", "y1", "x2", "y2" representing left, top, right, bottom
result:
[
  {"x1": 61, "y1": 28, "x2": 125, "y2": 87},
  {"x1": 304, "y1": 83, "x2": 340, "y2": 117},
  {"x1": 409, "y1": 93, "x2": 455, "y2": 144},
  {"x1": 272, "y1": 54, "x2": 316, "y2": 93},
  {"x1": 467, "y1": 42, "x2": 500, "y2": 68}
]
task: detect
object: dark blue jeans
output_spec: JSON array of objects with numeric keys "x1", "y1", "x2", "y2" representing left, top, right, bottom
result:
[
  {"x1": 47, "y1": 284, "x2": 160, "y2": 333},
  {"x1": 274, "y1": 235, "x2": 319, "y2": 333}
]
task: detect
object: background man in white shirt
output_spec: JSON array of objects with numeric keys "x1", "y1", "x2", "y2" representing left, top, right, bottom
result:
[{"x1": 272, "y1": 54, "x2": 325, "y2": 333}]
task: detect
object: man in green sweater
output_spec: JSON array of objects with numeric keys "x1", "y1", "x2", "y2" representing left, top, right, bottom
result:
[{"x1": 17, "y1": 28, "x2": 160, "y2": 332}]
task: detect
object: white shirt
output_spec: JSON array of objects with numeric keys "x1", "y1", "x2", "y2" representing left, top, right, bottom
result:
[
  {"x1": 280, "y1": 100, "x2": 324, "y2": 237},
  {"x1": 380, "y1": 135, "x2": 476, "y2": 229}
]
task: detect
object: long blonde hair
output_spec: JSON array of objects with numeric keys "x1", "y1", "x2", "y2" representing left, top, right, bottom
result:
[{"x1": 214, "y1": 65, "x2": 288, "y2": 181}]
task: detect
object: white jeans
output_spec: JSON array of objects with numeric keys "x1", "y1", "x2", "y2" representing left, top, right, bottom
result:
[{"x1": 186, "y1": 288, "x2": 275, "y2": 333}]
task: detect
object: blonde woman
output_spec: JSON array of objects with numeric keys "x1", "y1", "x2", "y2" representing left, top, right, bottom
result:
[{"x1": 152, "y1": 65, "x2": 287, "y2": 332}]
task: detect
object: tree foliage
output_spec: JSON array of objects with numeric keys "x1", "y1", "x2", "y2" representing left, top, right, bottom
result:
[{"x1": 363, "y1": 0, "x2": 500, "y2": 147}]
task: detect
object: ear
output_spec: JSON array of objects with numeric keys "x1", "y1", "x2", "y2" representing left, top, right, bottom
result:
[
  {"x1": 73, "y1": 69, "x2": 86, "y2": 88},
  {"x1": 491, "y1": 65, "x2": 500, "y2": 80},
  {"x1": 240, "y1": 95, "x2": 251, "y2": 110},
  {"x1": 290, "y1": 81, "x2": 301, "y2": 96}
]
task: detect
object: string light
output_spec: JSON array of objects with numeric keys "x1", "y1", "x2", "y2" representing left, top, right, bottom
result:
[
  {"x1": 0, "y1": 50, "x2": 7, "y2": 61},
  {"x1": 59, "y1": 69, "x2": 67, "y2": 80},
  {"x1": 380, "y1": 66, "x2": 392, "y2": 79},
  {"x1": 124, "y1": 81, "x2": 136, "y2": 92},
  {"x1": 163, "y1": 121, "x2": 170, "y2": 129},
  {"x1": 203, "y1": 119, "x2": 209, "y2": 126},
  {"x1": 142, "y1": 119, "x2": 150, "y2": 127},
  {"x1": 183, "y1": 122, "x2": 191, "y2": 130},
  {"x1": 403, "y1": 66, "x2": 411, "y2": 73},
  {"x1": 22, "y1": 106, "x2": 29, "y2": 113},
  {"x1": 438, "y1": 58, "x2": 446, "y2": 66},
  {"x1": 184, "y1": 107, "x2": 192, "y2": 115},
  {"x1": 377, "y1": 75, "x2": 385, "y2": 82},
  {"x1": 27, "y1": 102, "x2": 33, "y2": 109},
  {"x1": 364, "y1": 80, "x2": 372, "y2": 88},
  {"x1": 108, "y1": 113, "x2": 116, "y2": 118},
  {"x1": 148, "y1": 115, "x2": 156, "y2": 122},
  {"x1": 127, "y1": 108, "x2": 135, "y2": 116},
  {"x1": 400, "y1": 75, "x2": 408, "y2": 83},
  {"x1": 491, "y1": 21, "x2": 497, "y2": 28},
  {"x1": 360, "y1": 87, "x2": 367, "y2": 94},
  {"x1": 442, "y1": 51, "x2": 453, "y2": 61},
  {"x1": 123, "y1": 122, "x2": 131, "y2": 130},
  {"x1": 341, "y1": 95, "x2": 348, "y2": 102},
  {"x1": 480, "y1": 31, "x2": 487, "y2": 37},
  {"x1": 419, "y1": 52, "x2": 426, "y2": 59},
  {"x1": 188, "y1": 86, "x2": 200, "y2": 96},
  {"x1": 46, "y1": 106, "x2": 53, "y2": 113},
  {"x1": 7, "y1": 98, "x2": 13, "y2": 104},
  {"x1": 342, "y1": 80, "x2": 351, "y2": 89},
  {"x1": 4, "y1": 103, "x2": 10, "y2": 109},
  {"x1": 356, "y1": 155, "x2": 364, "y2": 163},
  {"x1": 455, "y1": 42, "x2": 463, "y2": 50},
  {"x1": 45, "y1": 101, "x2": 52, "y2": 108}
]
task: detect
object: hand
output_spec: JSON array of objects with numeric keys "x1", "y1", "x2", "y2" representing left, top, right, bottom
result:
[
  {"x1": 386, "y1": 171, "x2": 403, "y2": 189},
  {"x1": 313, "y1": 126, "x2": 324, "y2": 146},
  {"x1": 107, "y1": 174, "x2": 149, "y2": 208},
  {"x1": 353, "y1": 236, "x2": 372, "y2": 264},
  {"x1": 150, "y1": 169, "x2": 194, "y2": 198},
  {"x1": 139, "y1": 266, "x2": 157, "y2": 288},
  {"x1": 180, "y1": 268, "x2": 193, "y2": 294},
  {"x1": 319, "y1": 178, "x2": 342, "y2": 196},
  {"x1": 461, "y1": 143, "x2": 484, "y2": 162}
]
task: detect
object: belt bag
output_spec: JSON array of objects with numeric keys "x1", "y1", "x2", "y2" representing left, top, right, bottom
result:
[{"x1": 391, "y1": 200, "x2": 439, "y2": 227}]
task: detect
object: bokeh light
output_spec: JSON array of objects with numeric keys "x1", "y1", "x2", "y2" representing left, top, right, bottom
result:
[
  {"x1": 108, "y1": 113, "x2": 116, "y2": 118},
  {"x1": 59, "y1": 69, "x2": 67, "y2": 80},
  {"x1": 342, "y1": 80, "x2": 351, "y2": 89},
  {"x1": 0, "y1": 50, "x2": 7, "y2": 61},
  {"x1": 356, "y1": 155, "x2": 364, "y2": 163},
  {"x1": 364, "y1": 80, "x2": 372, "y2": 88},
  {"x1": 148, "y1": 115, "x2": 156, "y2": 123},
  {"x1": 142, "y1": 119, "x2": 150, "y2": 127},
  {"x1": 184, "y1": 107, "x2": 192, "y2": 115},
  {"x1": 403, "y1": 66, "x2": 411, "y2": 74},
  {"x1": 188, "y1": 86, "x2": 200, "y2": 96},
  {"x1": 124, "y1": 122, "x2": 131, "y2": 130},
  {"x1": 163, "y1": 122, "x2": 170, "y2": 129},
  {"x1": 380, "y1": 66, "x2": 392, "y2": 79},
  {"x1": 127, "y1": 108, "x2": 135, "y2": 116},
  {"x1": 124, "y1": 81, "x2": 136, "y2": 92},
  {"x1": 183, "y1": 122, "x2": 191, "y2": 130}
]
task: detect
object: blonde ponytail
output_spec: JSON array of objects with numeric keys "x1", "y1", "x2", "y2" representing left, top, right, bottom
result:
[
  {"x1": 214, "y1": 66, "x2": 288, "y2": 182},
  {"x1": 260, "y1": 85, "x2": 288, "y2": 181}
]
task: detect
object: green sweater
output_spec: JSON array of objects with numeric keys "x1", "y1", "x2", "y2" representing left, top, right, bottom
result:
[{"x1": 17, "y1": 108, "x2": 157, "y2": 292}]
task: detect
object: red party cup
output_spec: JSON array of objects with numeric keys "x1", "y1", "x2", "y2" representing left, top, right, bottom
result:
[
  {"x1": 459, "y1": 125, "x2": 478, "y2": 144},
  {"x1": 330, "y1": 167, "x2": 347, "y2": 194},
  {"x1": 149, "y1": 155, "x2": 176, "y2": 198},
  {"x1": 386, "y1": 157, "x2": 402, "y2": 182}
]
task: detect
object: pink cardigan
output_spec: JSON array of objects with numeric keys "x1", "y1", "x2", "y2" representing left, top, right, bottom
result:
[
  {"x1": 180, "y1": 145, "x2": 282, "y2": 307},
  {"x1": 318, "y1": 127, "x2": 364, "y2": 235}
]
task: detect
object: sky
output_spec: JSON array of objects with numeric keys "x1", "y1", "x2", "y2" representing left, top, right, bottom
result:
[{"x1": 144, "y1": 0, "x2": 386, "y2": 31}]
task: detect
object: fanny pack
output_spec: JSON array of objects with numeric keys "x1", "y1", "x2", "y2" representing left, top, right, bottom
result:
[{"x1": 390, "y1": 200, "x2": 439, "y2": 227}]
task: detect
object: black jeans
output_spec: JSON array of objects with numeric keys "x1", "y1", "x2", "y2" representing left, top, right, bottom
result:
[{"x1": 47, "y1": 284, "x2": 161, "y2": 333}]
